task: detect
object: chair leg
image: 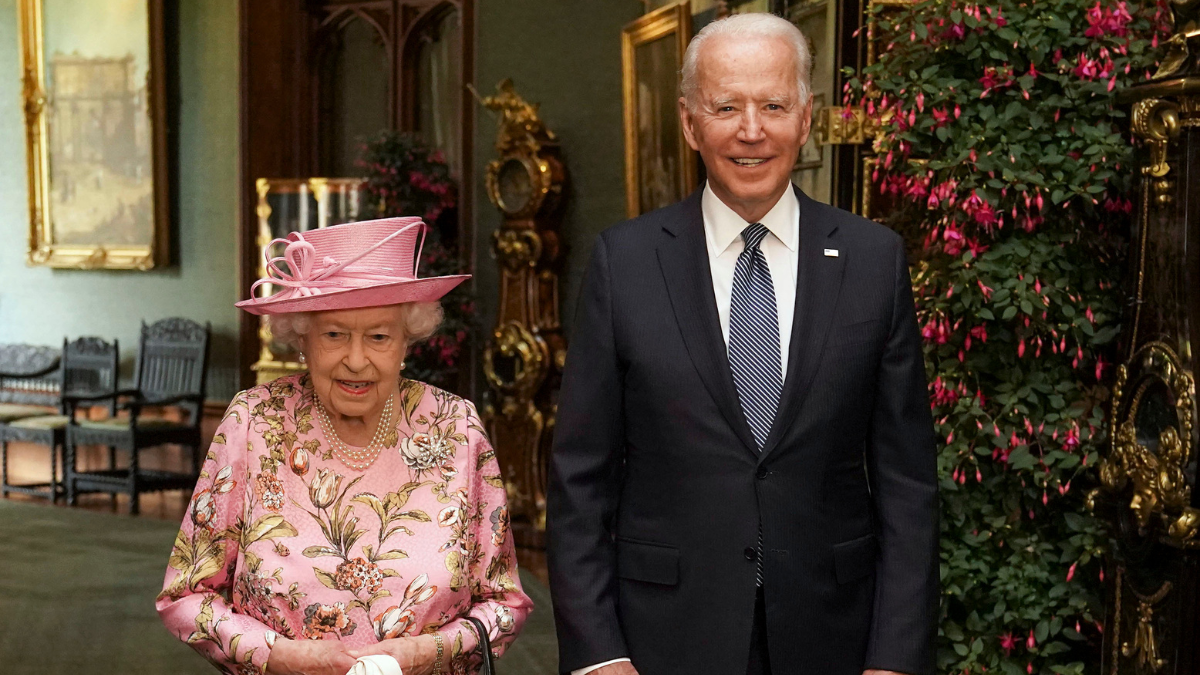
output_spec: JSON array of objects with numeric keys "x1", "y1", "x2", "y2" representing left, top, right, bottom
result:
[
  {"x1": 129, "y1": 446, "x2": 139, "y2": 515},
  {"x1": 65, "y1": 441, "x2": 76, "y2": 506},
  {"x1": 49, "y1": 442, "x2": 59, "y2": 502},
  {"x1": 109, "y1": 445, "x2": 119, "y2": 507},
  {"x1": 1, "y1": 439, "x2": 9, "y2": 499}
]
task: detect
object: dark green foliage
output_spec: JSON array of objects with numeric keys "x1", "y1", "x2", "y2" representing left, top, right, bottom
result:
[{"x1": 847, "y1": 1, "x2": 1167, "y2": 671}]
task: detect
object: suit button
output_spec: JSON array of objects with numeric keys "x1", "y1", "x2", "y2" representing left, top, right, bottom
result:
[
  {"x1": 744, "y1": 547, "x2": 757, "y2": 561},
  {"x1": 756, "y1": 467, "x2": 769, "y2": 480}
]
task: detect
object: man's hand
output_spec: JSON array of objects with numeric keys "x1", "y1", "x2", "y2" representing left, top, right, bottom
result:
[
  {"x1": 348, "y1": 635, "x2": 438, "y2": 675},
  {"x1": 265, "y1": 638, "x2": 357, "y2": 675},
  {"x1": 590, "y1": 663, "x2": 639, "y2": 675}
]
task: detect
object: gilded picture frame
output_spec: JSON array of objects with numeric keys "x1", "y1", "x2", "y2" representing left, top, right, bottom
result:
[
  {"x1": 17, "y1": 0, "x2": 169, "y2": 270},
  {"x1": 622, "y1": 2, "x2": 697, "y2": 218}
]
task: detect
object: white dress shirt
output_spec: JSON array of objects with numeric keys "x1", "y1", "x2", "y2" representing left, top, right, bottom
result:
[
  {"x1": 702, "y1": 182, "x2": 799, "y2": 377},
  {"x1": 570, "y1": 185, "x2": 800, "y2": 675}
]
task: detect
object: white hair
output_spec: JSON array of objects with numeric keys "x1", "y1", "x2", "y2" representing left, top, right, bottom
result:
[
  {"x1": 268, "y1": 302, "x2": 444, "y2": 352},
  {"x1": 680, "y1": 13, "x2": 813, "y2": 111}
]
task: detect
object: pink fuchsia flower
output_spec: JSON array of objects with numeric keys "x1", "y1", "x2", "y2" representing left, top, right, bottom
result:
[
  {"x1": 1085, "y1": 0, "x2": 1132, "y2": 38},
  {"x1": 942, "y1": 223, "x2": 965, "y2": 256},
  {"x1": 1064, "y1": 427, "x2": 1081, "y2": 450},
  {"x1": 1000, "y1": 632, "x2": 1018, "y2": 654},
  {"x1": 979, "y1": 65, "x2": 1013, "y2": 94}
]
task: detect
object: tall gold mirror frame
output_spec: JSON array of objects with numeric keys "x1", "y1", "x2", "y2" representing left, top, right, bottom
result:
[
  {"x1": 622, "y1": 2, "x2": 697, "y2": 219},
  {"x1": 17, "y1": 0, "x2": 169, "y2": 270}
]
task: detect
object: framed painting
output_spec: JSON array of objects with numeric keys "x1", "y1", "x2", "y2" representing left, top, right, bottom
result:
[
  {"x1": 17, "y1": 0, "x2": 169, "y2": 270},
  {"x1": 622, "y1": 2, "x2": 697, "y2": 218}
]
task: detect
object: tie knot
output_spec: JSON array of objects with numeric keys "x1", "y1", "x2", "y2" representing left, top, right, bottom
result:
[{"x1": 741, "y1": 223, "x2": 769, "y2": 251}]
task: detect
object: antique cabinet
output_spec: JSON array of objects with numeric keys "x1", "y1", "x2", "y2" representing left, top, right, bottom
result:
[{"x1": 1092, "y1": 4, "x2": 1200, "y2": 673}]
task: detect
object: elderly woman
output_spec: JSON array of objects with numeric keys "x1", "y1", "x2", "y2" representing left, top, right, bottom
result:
[{"x1": 157, "y1": 217, "x2": 531, "y2": 675}]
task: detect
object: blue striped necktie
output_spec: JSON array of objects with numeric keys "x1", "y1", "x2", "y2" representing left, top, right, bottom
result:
[
  {"x1": 729, "y1": 223, "x2": 783, "y2": 448},
  {"x1": 728, "y1": 223, "x2": 782, "y2": 588}
]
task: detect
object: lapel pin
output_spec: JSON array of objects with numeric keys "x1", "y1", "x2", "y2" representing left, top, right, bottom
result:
[{"x1": 824, "y1": 248, "x2": 839, "y2": 257}]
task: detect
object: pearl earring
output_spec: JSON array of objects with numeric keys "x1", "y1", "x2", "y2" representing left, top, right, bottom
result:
[{"x1": 298, "y1": 353, "x2": 306, "y2": 364}]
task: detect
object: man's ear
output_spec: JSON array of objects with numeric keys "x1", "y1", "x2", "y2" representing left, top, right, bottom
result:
[
  {"x1": 679, "y1": 96, "x2": 702, "y2": 152},
  {"x1": 796, "y1": 93, "x2": 815, "y2": 148}
]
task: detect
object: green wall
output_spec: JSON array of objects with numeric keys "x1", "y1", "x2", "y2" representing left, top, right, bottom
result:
[
  {"x1": 472, "y1": 1, "x2": 641, "y2": 350},
  {"x1": 0, "y1": 0, "x2": 241, "y2": 400},
  {"x1": 0, "y1": 1, "x2": 643, "y2": 402}
]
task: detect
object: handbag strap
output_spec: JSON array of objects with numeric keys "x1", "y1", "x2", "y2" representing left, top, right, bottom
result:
[{"x1": 463, "y1": 616, "x2": 495, "y2": 675}]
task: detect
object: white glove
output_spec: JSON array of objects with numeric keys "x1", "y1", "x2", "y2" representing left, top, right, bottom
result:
[{"x1": 346, "y1": 654, "x2": 403, "y2": 675}]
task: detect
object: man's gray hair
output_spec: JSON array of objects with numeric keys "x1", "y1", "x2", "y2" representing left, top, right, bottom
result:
[{"x1": 680, "y1": 13, "x2": 813, "y2": 110}]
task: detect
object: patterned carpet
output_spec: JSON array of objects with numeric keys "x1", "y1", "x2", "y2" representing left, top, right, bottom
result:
[{"x1": 0, "y1": 499, "x2": 557, "y2": 674}]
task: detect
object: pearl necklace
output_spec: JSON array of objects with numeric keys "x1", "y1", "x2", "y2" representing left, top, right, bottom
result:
[{"x1": 313, "y1": 392, "x2": 396, "y2": 471}]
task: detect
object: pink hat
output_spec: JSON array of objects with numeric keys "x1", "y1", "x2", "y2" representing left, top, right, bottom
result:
[{"x1": 236, "y1": 217, "x2": 469, "y2": 316}]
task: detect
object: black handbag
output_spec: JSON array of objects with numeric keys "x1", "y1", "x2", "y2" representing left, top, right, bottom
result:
[{"x1": 464, "y1": 616, "x2": 495, "y2": 675}]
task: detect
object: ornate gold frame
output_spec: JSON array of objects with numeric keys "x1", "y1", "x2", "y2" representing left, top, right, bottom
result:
[
  {"x1": 621, "y1": 2, "x2": 696, "y2": 218},
  {"x1": 17, "y1": 0, "x2": 170, "y2": 270}
]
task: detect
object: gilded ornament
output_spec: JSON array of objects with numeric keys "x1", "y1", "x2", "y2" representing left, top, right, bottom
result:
[
  {"x1": 815, "y1": 106, "x2": 872, "y2": 145},
  {"x1": 1131, "y1": 99, "x2": 1180, "y2": 208},
  {"x1": 471, "y1": 79, "x2": 556, "y2": 157},
  {"x1": 492, "y1": 230, "x2": 543, "y2": 269},
  {"x1": 1097, "y1": 342, "x2": 1199, "y2": 548},
  {"x1": 1120, "y1": 582, "x2": 1172, "y2": 673},
  {"x1": 484, "y1": 321, "x2": 549, "y2": 396}
]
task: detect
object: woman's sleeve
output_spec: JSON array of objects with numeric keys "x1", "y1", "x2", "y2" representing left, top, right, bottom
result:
[
  {"x1": 156, "y1": 394, "x2": 278, "y2": 674},
  {"x1": 436, "y1": 403, "x2": 534, "y2": 667}
]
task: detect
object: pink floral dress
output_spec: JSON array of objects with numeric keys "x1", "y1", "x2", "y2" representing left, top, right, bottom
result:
[{"x1": 157, "y1": 374, "x2": 532, "y2": 674}]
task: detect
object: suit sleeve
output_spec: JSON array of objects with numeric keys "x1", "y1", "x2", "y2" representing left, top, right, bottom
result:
[
  {"x1": 545, "y1": 234, "x2": 631, "y2": 673},
  {"x1": 863, "y1": 238, "x2": 940, "y2": 675}
]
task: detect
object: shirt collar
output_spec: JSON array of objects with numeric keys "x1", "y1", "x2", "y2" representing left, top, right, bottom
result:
[{"x1": 701, "y1": 182, "x2": 799, "y2": 258}]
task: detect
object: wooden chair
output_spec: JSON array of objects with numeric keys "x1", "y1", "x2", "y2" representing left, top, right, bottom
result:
[
  {"x1": 0, "y1": 345, "x2": 60, "y2": 498},
  {"x1": 1, "y1": 338, "x2": 119, "y2": 501},
  {"x1": 65, "y1": 319, "x2": 210, "y2": 514}
]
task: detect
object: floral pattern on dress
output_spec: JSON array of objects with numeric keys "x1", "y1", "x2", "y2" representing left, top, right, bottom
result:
[{"x1": 157, "y1": 374, "x2": 532, "y2": 675}]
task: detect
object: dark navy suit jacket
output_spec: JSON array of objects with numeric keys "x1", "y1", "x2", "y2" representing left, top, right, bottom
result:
[{"x1": 546, "y1": 186, "x2": 938, "y2": 675}]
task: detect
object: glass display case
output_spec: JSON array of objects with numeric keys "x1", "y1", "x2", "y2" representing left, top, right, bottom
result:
[{"x1": 252, "y1": 178, "x2": 368, "y2": 384}]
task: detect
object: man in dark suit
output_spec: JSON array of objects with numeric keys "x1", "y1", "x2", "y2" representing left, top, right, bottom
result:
[{"x1": 546, "y1": 13, "x2": 938, "y2": 675}]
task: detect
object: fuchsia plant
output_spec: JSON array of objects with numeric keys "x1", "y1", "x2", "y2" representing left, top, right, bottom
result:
[{"x1": 846, "y1": 0, "x2": 1169, "y2": 672}]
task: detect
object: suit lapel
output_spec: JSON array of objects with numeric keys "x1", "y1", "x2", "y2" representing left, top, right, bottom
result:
[
  {"x1": 656, "y1": 189, "x2": 759, "y2": 455},
  {"x1": 758, "y1": 187, "x2": 847, "y2": 462}
]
